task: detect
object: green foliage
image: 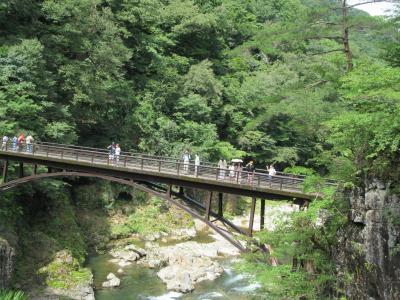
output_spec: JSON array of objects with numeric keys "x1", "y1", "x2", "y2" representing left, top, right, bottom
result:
[
  {"x1": 111, "y1": 196, "x2": 193, "y2": 238},
  {"x1": 239, "y1": 189, "x2": 348, "y2": 298},
  {"x1": 2, "y1": 0, "x2": 400, "y2": 297},
  {"x1": 38, "y1": 250, "x2": 92, "y2": 290},
  {"x1": 0, "y1": 290, "x2": 28, "y2": 300}
]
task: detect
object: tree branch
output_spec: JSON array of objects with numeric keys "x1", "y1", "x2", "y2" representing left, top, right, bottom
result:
[
  {"x1": 308, "y1": 49, "x2": 344, "y2": 56},
  {"x1": 306, "y1": 36, "x2": 344, "y2": 41}
]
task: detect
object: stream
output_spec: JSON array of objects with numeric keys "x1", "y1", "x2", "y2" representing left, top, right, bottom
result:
[{"x1": 86, "y1": 231, "x2": 265, "y2": 300}]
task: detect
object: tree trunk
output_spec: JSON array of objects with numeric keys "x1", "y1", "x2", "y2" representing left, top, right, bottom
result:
[{"x1": 342, "y1": 0, "x2": 353, "y2": 71}]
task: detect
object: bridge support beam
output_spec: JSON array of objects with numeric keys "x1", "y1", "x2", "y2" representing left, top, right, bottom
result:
[
  {"x1": 166, "y1": 184, "x2": 172, "y2": 198},
  {"x1": 33, "y1": 164, "x2": 37, "y2": 175},
  {"x1": 2, "y1": 160, "x2": 8, "y2": 183},
  {"x1": 218, "y1": 193, "x2": 223, "y2": 218},
  {"x1": 19, "y1": 162, "x2": 24, "y2": 178},
  {"x1": 178, "y1": 186, "x2": 184, "y2": 196},
  {"x1": 260, "y1": 199, "x2": 265, "y2": 230},
  {"x1": 48, "y1": 167, "x2": 52, "y2": 173},
  {"x1": 249, "y1": 196, "x2": 256, "y2": 237},
  {"x1": 205, "y1": 192, "x2": 212, "y2": 221}
]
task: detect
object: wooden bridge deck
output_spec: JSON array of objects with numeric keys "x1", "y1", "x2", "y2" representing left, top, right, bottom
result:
[{"x1": 0, "y1": 142, "x2": 335, "y2": 200}]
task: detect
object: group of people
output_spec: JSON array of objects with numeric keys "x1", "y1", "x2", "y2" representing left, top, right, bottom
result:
[
  {"x1": 107, "y1": 142, "x2": 122, "y2": 165},
  {"x1": 182, "y1": 151, "x2": 278, "y2": 185},
  {"x1": 2, "y1": 133, "x2": 34, "y2": 152}
]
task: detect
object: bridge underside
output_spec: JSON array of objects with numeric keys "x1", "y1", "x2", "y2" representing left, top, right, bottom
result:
[{"x1": 0, "y1": 155, "x2": 311, "y2": 252}]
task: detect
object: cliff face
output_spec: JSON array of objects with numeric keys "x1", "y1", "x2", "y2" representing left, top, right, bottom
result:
[
  {"x1": 0, "y1": 238, "x2": 15, "y2": 289},
  {"x1": 336, "y1": 180, "x2": 400, "y2": 300}
]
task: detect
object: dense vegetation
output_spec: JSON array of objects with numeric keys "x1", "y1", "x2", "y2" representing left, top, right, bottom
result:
[{"x1": 1, "y1": 0, "x2": 400, "y2": 298}]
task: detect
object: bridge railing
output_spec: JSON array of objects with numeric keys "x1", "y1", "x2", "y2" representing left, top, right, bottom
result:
[
  {"x1": 35, "y1": 141, "x2": 327, "y2": 181},
  {"x1": 0, "y1": 141, "x2": 337, "y2": 192}
]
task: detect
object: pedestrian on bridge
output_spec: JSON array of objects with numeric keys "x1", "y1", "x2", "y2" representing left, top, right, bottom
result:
[
  {"x1": 26, "y1": 134, "x2": 33, "y2": 153},
  {"x1": 17, "y1": 133, "x2": 24, "y2": 151},
  {"x1": 183, "y1": 151, "x2": 191, "y2": 173},
  {"x1": 12, "y1": 136, "x2": 17, "y2": 151},
  {"x1": 2, "y1": 135, "x2": 8, "y2": 151},
  {"x1": 245, "y1": 161, "x2": 255, "y2": 184},
  {"x1": 115, "y1": 144, "x2": 121, "y2": 165},
  {"x1": 228, "y1": 164, "x2": 235, "y2": 181},
  {"x1": 267, "y1": 164, "x2": 276, "y2": 181},
  {"x1": 218, "y1": 159, "x2": 224, "y2": 180},
  {"x1": 107, "y1": 142, "x2": 116, "y2": 163},
  {"x1": 194, "y1": 154, "x2": 200, "y2": 176}
]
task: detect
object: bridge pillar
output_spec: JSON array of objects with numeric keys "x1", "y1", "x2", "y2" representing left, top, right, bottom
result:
[
  {"x1": 260, "y1": 199, "x2": 265, "y2": 230},
  {"x1": 218, "y1": 193, "x2": 223, "y2": 218},
  {"x1": 178, "y1": 186, "x2": 184, "y2": 196},
  {"x1": 2, "y1": 160, "x2": 8, "y2": 183},
  {"x1": 33, "y1": 164, "x2": 37, "y2": 175},
  {"x1": 166, "y1": 185, "x2": 172, "y2": 198},
  {"x1": 19, "y1": 162, "x2": 24, "y2": 178},
  {"x1": 48, "y1": 167, "x2": 52, "y2": 173},
  {"x1": 205, "y1": 192, "x2": 213, "y2": 221},
  {"x1": 249, "y1": 196, "x2": 256, "y2": 237}
]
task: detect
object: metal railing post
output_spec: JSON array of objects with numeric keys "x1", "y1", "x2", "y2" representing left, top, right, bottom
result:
[
  {"x1": 158, "y1": 160, "x2": 161, "y2": 172},
  {"x1": 141, "y1": 158, "x2": 144, "y2": 170},
  {"x1": 124, "y1": 156, "x2": 127, "y2": 167},
  {"x1": 177, "y1": 162, "x2": 180, "y2": 175}
]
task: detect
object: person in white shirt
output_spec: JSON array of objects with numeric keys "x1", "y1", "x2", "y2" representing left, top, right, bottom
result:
[
  {"x1": 229, "y1": 164, "x2": 235, "y2": 180},
  {"x1": 183, "y1": 151, "x2": 191, "y2": 173},
  {"x1": 26, "y1": 134, "x2": 33, "y2": 153},
  {"x1": 2, "y1": 135, "x2": 8, "y2": 151},
  {"x1": 115, "y1": 144, "x2": 121, "y2": 165},
  {"x1": 194, "y1": 154, "x2": 200, "y2": 176},
  {"x1": 268, "y1": 164, "x2": 276, "y2": 180}
]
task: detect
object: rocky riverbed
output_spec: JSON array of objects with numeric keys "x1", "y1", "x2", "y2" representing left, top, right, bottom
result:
[{"x1": 105, "y1": 227, "x2": 241, "y2": 294}]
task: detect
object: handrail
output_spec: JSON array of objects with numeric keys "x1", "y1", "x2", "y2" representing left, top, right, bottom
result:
[
  {"x1": 35, "y1": 142, "x2": 329, "y2": 181},
  {"x1": 0, "y1": 141, "x2": 338, "y2": 193}
]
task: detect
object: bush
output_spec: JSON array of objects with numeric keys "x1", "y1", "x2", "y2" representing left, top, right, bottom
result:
[{"x1": 0, "y1": 290, "x2": 28, "y2": 300}]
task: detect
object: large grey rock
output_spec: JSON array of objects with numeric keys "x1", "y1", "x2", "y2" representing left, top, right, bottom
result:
[
  {"x1": 0, "y1": 238, "x2": 15, "y2": 289},
  {"x1": 102, "y1": 273, "x2": 120, "y2": 288},
  {"x1": 157, "y1": 255, "x2": 223, "y2": 293},
  {"x1": 335, "y1": 180, "x2": 400, "y2": 300}
]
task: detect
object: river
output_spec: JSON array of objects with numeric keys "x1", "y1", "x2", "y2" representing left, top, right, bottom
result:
[{"x1": 86, "y1": 231, "x2": 265, "y2": 300}]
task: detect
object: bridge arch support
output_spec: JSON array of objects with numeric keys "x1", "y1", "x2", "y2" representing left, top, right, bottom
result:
[{"x1": 0, "y1": 171, "x2": 247, "y2": 251}]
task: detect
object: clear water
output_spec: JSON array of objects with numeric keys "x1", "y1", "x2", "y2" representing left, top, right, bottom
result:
[
  {"x1": 86, "y1": 232, "x2": 267, "y2": 300},
  {"x1": 87, "y1": 254, "x2": 265, "y2": 300}
]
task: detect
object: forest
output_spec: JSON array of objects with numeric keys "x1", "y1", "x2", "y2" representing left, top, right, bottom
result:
[{"x1": 1, "y1": 0, "x2": 400, "y2": 299}]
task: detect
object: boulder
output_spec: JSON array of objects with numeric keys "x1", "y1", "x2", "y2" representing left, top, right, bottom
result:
[
  {"x1": 157, "y1": 254, "x2": 223, "y2": 293},
  {"x1": 102, "y1": 273, "x2": 120, "y2": 288}
]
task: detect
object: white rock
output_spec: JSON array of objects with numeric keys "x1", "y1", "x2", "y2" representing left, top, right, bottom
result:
[{"x1": 102, "y1": 273, "x2": 121, "y2": 288}]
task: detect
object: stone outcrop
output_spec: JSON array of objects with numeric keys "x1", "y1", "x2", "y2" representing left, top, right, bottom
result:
[
  {"x1": 102, "y1": 273, "x2": 121, "y2": 288},
  {"x1": 0, "y1": 238, "x2": 15, "y2": 289},
  {"x1": 109, "y1": 244, "x2": 146, "y2": 267},
  {"x1": 157, "y1": 255, "x2": 223, "y2": 293},
  {"x1": 336, "y1": 179, "x2": 400, "y2": 299}
]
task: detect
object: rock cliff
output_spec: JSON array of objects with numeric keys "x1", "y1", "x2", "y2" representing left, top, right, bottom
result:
[
  {"x1": 336, "y1": 180, "x2": 400, "y2": 299},
  {"x1": 0, "y1": 238, "x2": 15, "y2": 289}
]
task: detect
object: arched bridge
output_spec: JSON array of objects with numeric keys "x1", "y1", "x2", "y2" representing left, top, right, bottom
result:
[{"x1": 0, "y1": 142, "x2": 337, "y2": 251}]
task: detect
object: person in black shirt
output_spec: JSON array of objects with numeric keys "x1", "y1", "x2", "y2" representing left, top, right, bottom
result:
[{"x1": 245, "y1": 161, "x2": 255, "y2": 184}]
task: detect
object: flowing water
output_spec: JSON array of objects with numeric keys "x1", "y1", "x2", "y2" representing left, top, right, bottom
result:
[{"x1": 86, "y1": 232, "x2": 265, "y2": 300}]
